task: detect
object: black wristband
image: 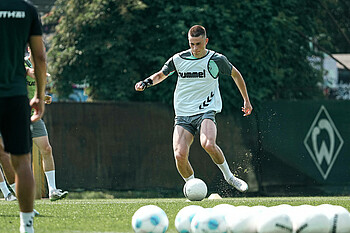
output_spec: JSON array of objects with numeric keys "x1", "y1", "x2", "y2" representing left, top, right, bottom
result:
[{"x1": 141, "y1": 78, "x2": 153, "y2": 89}]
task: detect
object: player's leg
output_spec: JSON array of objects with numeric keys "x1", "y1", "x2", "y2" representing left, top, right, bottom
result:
[
  {"x1": 33, "y1": 135, "x2": 54, "y2": 172},
  {"x1": 0, "y1": 167, "x2": 16, "y2": 201},
  {"x1": 11, "y1": 154, "x2": 35, "y2": 210},
  {"x1": 32, "y1": 120, "x2": 68, "y2": 201},
  {"x1": 0, "y1": 166, "x2": 16, "y2": 201},
  {"x1": 11, "y1": 153, "x2": 35, "y2": 232},
  {"x1": 0, "y1": 138, "x2": 16, "y2": 186},
  {"x1": 1, "y1": 96, "x2": 35, "y2": 233},
  {"x1": 199, "y1": 119, "x2": 225, "y2": 164},
  {"x1": 173, "y1": 125, "x2": 195, "y2": 181},
  {"x1": 33, "y1": 135, "x2": 68, "y2": 201},
  {"x1": 0, "y1": 138, "x2": 39, "y2": 215},
  {"x1": 200, "y1": 119, "x2": 248, "y2": 192}
]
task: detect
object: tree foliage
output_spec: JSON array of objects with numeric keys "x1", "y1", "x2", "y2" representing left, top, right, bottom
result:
[
  {"x1": 43, "y1": 0, "x2": 348, "y2": 108},
  {"x1": 314, "y1": 0, "x2": 350, "y2": 53}
]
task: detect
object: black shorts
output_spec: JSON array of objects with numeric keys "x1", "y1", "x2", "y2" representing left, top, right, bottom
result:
[
  {"x1": 174, "y1": 111, "x2": 216, "y2": 136},
  {"x1": 0, "y1": 96, "x2": 32, "y2": 155}
]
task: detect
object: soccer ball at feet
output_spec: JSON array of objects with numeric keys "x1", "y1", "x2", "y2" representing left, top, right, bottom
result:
[{"x1": 183, "y1": 178, "x2": 207, "y2": 201}]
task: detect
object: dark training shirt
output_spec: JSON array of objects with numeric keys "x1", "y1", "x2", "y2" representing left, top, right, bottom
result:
[{"x1": 0, "y1": 0, "x2": 42, "y2": 97}]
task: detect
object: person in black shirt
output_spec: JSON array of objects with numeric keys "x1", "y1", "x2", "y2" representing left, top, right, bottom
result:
[{"x1": 0, "y1": 1, "x2": 47, "y2": 232}]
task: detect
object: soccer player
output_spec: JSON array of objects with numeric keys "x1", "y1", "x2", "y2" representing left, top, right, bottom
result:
[
  {"x1": 25, "y1": 53, "x2": 69, "y2": 201},
  {"x1": 135, "y1": 25, "x2": 253, "y2": 192},
  {"x1": 0, "y1": 0, "x2": 47, "y2": 232},
  {"x1": 0, "y1": 53, "x2": 67, "y2": 207}
]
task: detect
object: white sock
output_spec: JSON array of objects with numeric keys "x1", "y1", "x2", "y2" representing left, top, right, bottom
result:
[
  {"x1": 10, "y1": 183, "x2": 16, "y2": 195},
  {"x1": 0, "y1": 181, "x2": 11, "y2": 197},
  {"x1": 216, "y1": 159, "x2": 234, "y2": 181},
  {"x1": 45, "y1": 170, "x2": 56, "y2": 193},
  {"x1": 20, "y1": 212, "x2": 34, "y2": 233},
  {"x1": 184, "y1": 174, "x2": 194, "y2": 182}
]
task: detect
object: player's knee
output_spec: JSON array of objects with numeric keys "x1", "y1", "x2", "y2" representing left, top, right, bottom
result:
[
  {"x1": 201, "y1": 139, "x2": 216, "y2": 152},
  {"x1": 40, "y1": 144, "x2": 52, "y2": 156},
  {"x1": 10, "y1": 154, "x2": 31, "y2": 171},
  {"x1": 0, "y1": 150, "x2": 6, "y2": 159},
  {"x1": 174, "y1": 149, "x2": 188, "y2": 163},
  {"x1": 0, "y1": 150, "x2": 10, "y2": 161}
]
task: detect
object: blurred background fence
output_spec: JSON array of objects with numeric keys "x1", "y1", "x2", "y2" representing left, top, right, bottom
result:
[{"x1": 36, "y1": 100, "x2": 349, "y2": 197}]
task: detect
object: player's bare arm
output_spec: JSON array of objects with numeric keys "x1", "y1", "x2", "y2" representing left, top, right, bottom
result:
[
  {"x1": 135, "y1": 71, "x2": 168, "y2": 91},
  {"x1": 231, "y1": 66, "x2": 253, "y2": 116}
]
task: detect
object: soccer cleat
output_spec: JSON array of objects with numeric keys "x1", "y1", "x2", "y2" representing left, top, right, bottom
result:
[
  {"x1": 5, "y1": 193, "x2": 17, "y2": 201},
  {"x1": 33, "y1": 209, "x2": 40, "y2": 217},
  {"x1": 49, "y1": 189, "x2": 68, "y2": 201},
  {"x1": 226, "y1": 176, "x2": 248, "y2": 192}
]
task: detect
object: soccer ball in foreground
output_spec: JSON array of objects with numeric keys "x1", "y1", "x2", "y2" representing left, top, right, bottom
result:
[
  {"x1": 190, "y1": 208, "x2": 227, "y2": 233},
  {"x1": 317, "y1": 204, "x2": 350, "y2": 233},
  {"x1": 212, "y1": 204, "x2": 236, "y2": 214},
  {"x1": 175, "y1": 205, "x2": 204, "y2": 233},
  {"x1": 256, "y1": 206, "x2": 293, "y2": 233},
  {"x1": 226, "y1": 205, "x2": 265, "y2": 233},
  {"x1": 183, "y1": 178, "x2": 207, "y2": 201},
  {"x1": 289, "y1": 205, "x2": 330, "y2": 233},
  {"x1": 131, "y1": 205, "x2": 169, "y2": 233}
]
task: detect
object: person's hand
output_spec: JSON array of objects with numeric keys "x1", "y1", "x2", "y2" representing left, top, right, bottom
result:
[
  {"x1": 242, "y1": 101, "x2": 253, "y2": 116},
  {"x1": 44, "y1": 95, "x2": 52, "y2": 104},
  {"x1": 135, "y1": 81, "x2": 146, "y2": 91},
  {"x1": 30, "y1": 97, "x2": 45, "y2": 122},
  {"x1": 26, "y1": 68, "x2": 35, "y2": 78}
]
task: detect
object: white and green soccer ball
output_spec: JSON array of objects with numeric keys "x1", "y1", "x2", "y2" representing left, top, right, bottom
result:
[
  {"x1": 175, "y1": 205, "x2": 204, "y2": 233},
  {"x1": 256, "y1": 205, "x2": 293, "y2": 233},
  {"x1": 190, "y1": 208, "x2": 227, "y2": 233},
  {"x1": 183, "y1": 178, "x2": 207, "y2": 201},
  {"x1": 131, "y1": 205, "x2": 169, "y2": 233},
  {"x1": 316, "y1": 204, "x2": 350, "y2": 233},
  {"x1": 289, "y1": 205, "x2": 330, "y2": 233}
]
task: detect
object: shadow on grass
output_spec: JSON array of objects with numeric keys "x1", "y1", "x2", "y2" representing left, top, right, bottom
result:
[
  {"x1": 0, "y1": 214, "x2": 19, "y2": 217},
  {"x1": 67, "y1": 189, "x2": 184, "y2": 199}
]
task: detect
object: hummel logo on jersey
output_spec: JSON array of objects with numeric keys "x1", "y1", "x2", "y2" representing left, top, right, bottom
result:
[
  {"x1": 199, "y1": 92, "x2": 214, "y2": 109},
  {"x1": 179, "y1": 70, "x2": 206, "y2": 78},
  {"x1": 0, "y1": 11, "x2": 25, "y2": 18}
]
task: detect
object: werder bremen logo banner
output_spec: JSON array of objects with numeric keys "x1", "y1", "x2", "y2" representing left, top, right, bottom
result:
[{"x1": 304, "y1": 105, "x2": 344, "y2": 180}]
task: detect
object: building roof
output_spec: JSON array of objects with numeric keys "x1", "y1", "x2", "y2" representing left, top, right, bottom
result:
[{"x1": 332, "y1": 54, "x2": 350, "y2": 70}]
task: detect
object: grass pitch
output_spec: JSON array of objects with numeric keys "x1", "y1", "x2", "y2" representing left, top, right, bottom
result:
[{"x1": 1, "y1": 196, "x2": 349, "y2": 232}]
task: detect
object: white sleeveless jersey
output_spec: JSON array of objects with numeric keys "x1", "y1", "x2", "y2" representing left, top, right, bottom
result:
[{"x1": 173, "y1": 50, "x2": 222, "y2": 116}]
